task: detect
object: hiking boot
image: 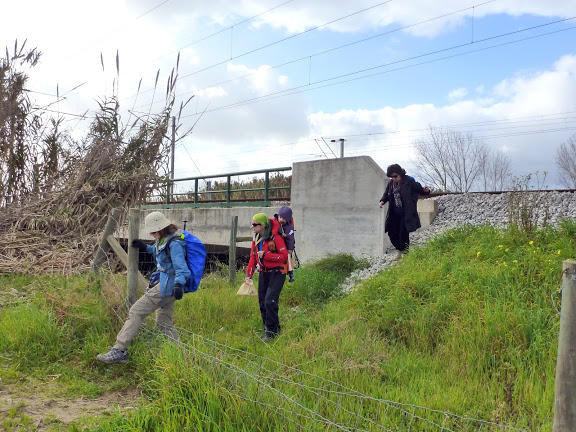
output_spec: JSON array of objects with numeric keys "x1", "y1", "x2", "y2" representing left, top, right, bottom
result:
[
  {"x1": 96, "y1": 348, "x2": 128, "y2": 364},
  {"x1": 288, "y1": 272, "x2": 295, "y2": 283},
  {"x1": 261, "y1": 331, "x2": 278, "y2": 343}
]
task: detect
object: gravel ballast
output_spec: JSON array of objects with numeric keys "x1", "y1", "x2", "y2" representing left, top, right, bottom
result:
[{"x1": 340, "y1": 191, "x2": 576, "y2": 292}]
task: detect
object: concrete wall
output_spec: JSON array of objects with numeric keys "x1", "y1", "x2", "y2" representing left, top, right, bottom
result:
[
  {"x1": 131, "y1": 207, "x2": 272, "y2": 247},
  {"x1": 128, "y1": 156, "x2": 438, "y2": 262},
  {"x1": 291, "y1": 156, "x2": 389, "y2": 262},
  {"x1": 417, "y1": 199, "x2": 438, "y2": 227}
]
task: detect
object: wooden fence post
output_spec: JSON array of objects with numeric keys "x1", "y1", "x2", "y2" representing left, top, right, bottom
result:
[
  {"x1": 92, "y1": 207, "x2": 121, "y2": 274},
  {"x1": 127, "y1": 208, "x2": 141, "y2": 308},
  {"x1": 554, "y1": 260, "x2": 576, "y2": 432},
  {"x1": 229, "y1": 215, "x2": 238, "y2": 285},
  {"x1": 105, "y1": 235, "x2": 148, "y2": 290}
]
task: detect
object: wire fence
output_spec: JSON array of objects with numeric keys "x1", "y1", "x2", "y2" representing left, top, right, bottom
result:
[{"x1": 97, "y1": 246, "x2": 526, "y2": 432}]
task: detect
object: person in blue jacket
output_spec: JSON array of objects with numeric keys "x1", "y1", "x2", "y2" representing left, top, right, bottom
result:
[{"x1": 97, "y1": 211, "x2": 190, "y2": 365}]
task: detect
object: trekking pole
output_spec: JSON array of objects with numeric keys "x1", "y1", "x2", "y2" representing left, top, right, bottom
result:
[{"x1": 293, "y1": 250, "x2": 301, "y2": 269}]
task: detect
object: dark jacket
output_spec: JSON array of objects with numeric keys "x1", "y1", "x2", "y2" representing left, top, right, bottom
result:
[
  {"x1": 275, "y1": 206, "x2": 295, "y2": 251},
  {"x1": 380, "y1": 176, "x2": 430, "y2": 233},
  {"x1": 246, "y1": 218, "x2": 288, "y2": 278},
  {"x1": 279, "y1": 222, "x2": 295, "y2": 251}
]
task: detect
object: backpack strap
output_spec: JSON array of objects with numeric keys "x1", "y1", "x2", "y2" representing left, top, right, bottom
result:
[{"x1": 162, "y1": 234, "x2": 184, "y2": 262}]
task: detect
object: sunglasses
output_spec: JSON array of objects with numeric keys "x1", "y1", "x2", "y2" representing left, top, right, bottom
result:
[{"x1": 251, "y1": 223, "x2": 261, "y2": 227}]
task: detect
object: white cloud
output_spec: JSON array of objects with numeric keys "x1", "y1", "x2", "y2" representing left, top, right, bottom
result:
[
  {"x1": 2, "y1": 1, "x2": 575, "y2": 187},
  {"x1": 448, "y1": 87, "x2": 468, "y2": 101},
  {"x1": 306, "y1": 54, "x2": 576, "y2": 183},
  {"x1": 173, "y1": 60, "x2": 310, "y2": 177},
  {"x1": 167, "y1": 0, "x2": 576, "y2": 37},
  {"x1": 226, "y1": 63, "x2": 289, "y2": 92},
  {"x1": 195, "y1": 86, "x2": 227, "y2": 98},
  {"x1": 175, "y1": 53, "x2": 576, "y2": 182}
]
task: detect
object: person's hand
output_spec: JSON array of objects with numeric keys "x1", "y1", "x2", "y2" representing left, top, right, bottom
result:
[
  {"x1": 257, "y1": 251, "x2": 265, "y2": 258},
  {"x1": 378, "y1": 201, "x2": 385, "y2": 208},
  {"x1": 132, "y1": 239, "x2": 147, "y2": 251},
  {"x1": 423, "y1": 186, "x2": 431, "y2": 194},
  {"x1": 173, "y1": 283, "x2": 183, "y2": 300},
  {"x1": 245, "y1": 277, "x2": 253, "y2": 285}
]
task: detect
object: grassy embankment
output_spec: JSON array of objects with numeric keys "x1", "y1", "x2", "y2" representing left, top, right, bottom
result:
[{"x1": 1, "y1": 222, "x2": 574, "y2": 431}]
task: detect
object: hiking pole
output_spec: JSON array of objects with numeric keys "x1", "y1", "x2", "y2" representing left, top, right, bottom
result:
[{"x1": 293, "y1": 250, "x2": 301, "y2": 269}]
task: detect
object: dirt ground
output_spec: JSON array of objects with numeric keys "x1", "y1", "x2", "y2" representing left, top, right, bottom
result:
[{"x1": 0, "y1": 384, "x2": 141, "y2": 430}]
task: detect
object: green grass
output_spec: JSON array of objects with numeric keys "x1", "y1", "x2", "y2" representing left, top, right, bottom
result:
[{"x1": 0, "y1": 224, "x2": 574, "y2": 430}]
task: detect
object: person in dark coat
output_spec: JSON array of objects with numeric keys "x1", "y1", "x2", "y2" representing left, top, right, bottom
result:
[{"x1": 378, "y1": 164, "x2": 430, "y2": 254}]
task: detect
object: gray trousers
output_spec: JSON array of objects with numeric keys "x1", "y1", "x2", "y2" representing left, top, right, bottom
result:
[{"x1": 114, "y1": 284, "x2": 177, "y2": 350}]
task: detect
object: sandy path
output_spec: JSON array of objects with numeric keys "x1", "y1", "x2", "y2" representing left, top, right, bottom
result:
[{"x1": 0, "y1": 385, "x2": 141, "y2": 430}]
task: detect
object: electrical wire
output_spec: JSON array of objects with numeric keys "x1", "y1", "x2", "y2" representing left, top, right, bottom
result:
[
  {"x1": 180, "y1": 0, "x2": 297, "y2": 49},
  {"x1": 135, "y1": 0, "x2": 171, "y2": 20},
  {"x1": 178, "y1": 120, "x2": 576, "y2": 170},
  {"x1": 180, "y1": 0, "x2": 395, "y2": 79},
  {"x1": 127, "y1": 0, "x2": 396, "y2": 103},
  {"x1": 134, "y1": 0, "x2": 499, "y2": 111},
  {"x1": 177, "y1": 18, "x2": 576, "y2": 118}
]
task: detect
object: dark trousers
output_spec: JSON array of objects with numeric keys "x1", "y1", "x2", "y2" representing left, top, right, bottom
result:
[
  {"x1": 258, "y1": 270, "x2": 286, "y2": 335},
  {"x1": 387, "y1": 212, "x2": 410, "y2": 252}
]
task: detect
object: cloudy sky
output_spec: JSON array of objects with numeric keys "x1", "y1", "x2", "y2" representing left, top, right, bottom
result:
[{"x1": 2, "y1": 0, "x2": 576, "y2": 188}]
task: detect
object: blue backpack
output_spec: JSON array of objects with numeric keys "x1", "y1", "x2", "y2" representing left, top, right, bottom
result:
[{"x1": 166, "y1": 230, "x2": 207, "y2": 293}]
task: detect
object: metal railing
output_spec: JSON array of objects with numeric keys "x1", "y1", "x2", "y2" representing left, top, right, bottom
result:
[{"x1": 143, "y1": 166, "x2": 292, "y2": 208}]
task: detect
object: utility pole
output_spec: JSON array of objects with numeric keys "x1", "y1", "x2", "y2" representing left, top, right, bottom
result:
[
  {"x1": 169, "y1": 116, "x2": 176, "y2": 203},
  {"x1": 331, "y1": 138, "x2": 346, "y2": 158},
  {"x1": 554, "y1": 260, "x2": 576, "y2": 431}
]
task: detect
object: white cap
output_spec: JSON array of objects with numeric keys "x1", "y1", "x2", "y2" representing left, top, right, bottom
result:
[{"x1": 144, "y1": 211, "x2": 172, "y2": 233}]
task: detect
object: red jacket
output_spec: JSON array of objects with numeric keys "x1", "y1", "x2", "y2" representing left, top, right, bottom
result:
[{"x1": 246, "y1": 218, "x2": 288, "y2": 278}]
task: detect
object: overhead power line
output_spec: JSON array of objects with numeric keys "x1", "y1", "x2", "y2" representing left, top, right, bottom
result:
[
  {"x1": 134, "y1": 0, "x2": 498, "y2": 112},
  {"x1": 127, "y1": 0, "x2": 396, "y2": 103},
  {"x1": 177, "y1": 112, "x2": 576, "y2": 167},
  {"x1": 180, "y1": 0, "x2": 395, "y2": 79},
  {"x1": 135, "y1": 0, "x2": 171, "y2": 20},
  {"x1": 192, "y1": 121, "x2": 576, "y2": 170},
  {"x1": 323, "y1": 112, "x2": 576, "y2": 140},
  {"x1": 180, "y1": 0, "x2": 297, "y2": 49},
  {"x1": 176, "y1": 19, "x2": 576, "y2": 118}
]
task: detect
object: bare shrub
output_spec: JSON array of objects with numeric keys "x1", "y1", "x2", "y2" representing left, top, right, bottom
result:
[
  {"x1": 507, "y1": 171, "x2": 549, "y2": 234},
  {"x1": 0, "y1": 44, "x2": 189, "y2": 274},
  {"x1": 555, "y1": 133, "x2": 576, "y2": 188},
  {"x1": 414, "y1": 127, "x2": 485, "y2": 192},
  {"x1": 0, "y1": 41, "x2": 42, "y2": 206},
  {"x1": 479, "y1": 148, "x2": 512, "y2": 192}
]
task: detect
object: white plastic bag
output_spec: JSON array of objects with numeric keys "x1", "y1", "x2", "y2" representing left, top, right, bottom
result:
[{"x1": 237, "y1": 279, "x2": 257, "y2": 296}]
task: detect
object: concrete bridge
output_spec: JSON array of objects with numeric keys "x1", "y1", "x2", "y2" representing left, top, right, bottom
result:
[{"x1": 135, "y1": 156, "x2": 438, "y2": 263}]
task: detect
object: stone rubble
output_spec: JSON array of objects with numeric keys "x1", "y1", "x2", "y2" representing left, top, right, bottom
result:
[{"x1": 340, "y1": 191, "x2": 576, "y2": 293}]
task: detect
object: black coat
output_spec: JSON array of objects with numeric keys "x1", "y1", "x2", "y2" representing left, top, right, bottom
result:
[{"x1": 380, "y1": 176, "x2": 429, "y2": 233}]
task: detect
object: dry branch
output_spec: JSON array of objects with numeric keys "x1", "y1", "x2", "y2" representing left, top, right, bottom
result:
[{"x1": 0, "y1": 99, "x2": 173, "y2": 274}]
